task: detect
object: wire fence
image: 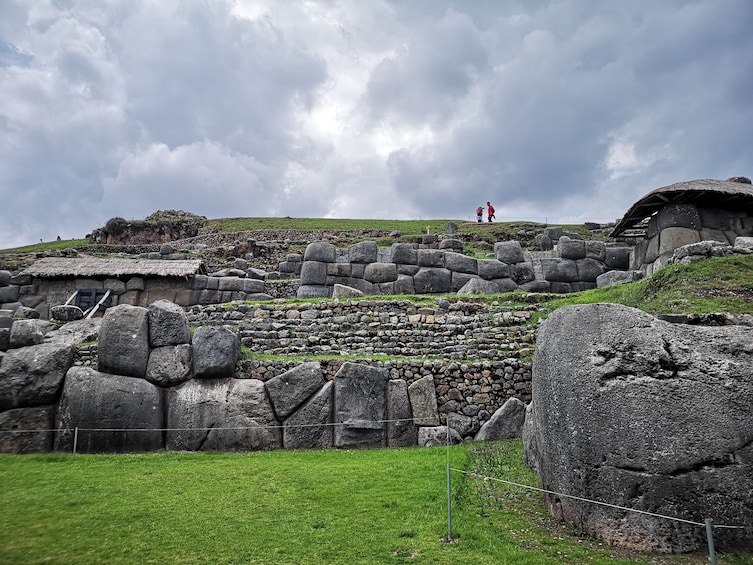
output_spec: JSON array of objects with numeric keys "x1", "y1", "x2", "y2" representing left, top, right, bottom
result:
[{"x1": 2, "y1": 420, "x2": 750, "y2": 562}]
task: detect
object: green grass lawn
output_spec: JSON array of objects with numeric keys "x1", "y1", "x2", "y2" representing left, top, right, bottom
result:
[{"x1": 1, "y1": 441, "x2": 748, "y2": 565}]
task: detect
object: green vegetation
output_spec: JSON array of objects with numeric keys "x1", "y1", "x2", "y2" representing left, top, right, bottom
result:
[
  {"x1": 0, "y1": 238, "x2": 89, "y2": 254},
  {"x1": 2, "y1": 441, "x2": 743, "y2": 564},
  {"x1": 545, "y1": 254, "x2": 753, "y2": 316}
]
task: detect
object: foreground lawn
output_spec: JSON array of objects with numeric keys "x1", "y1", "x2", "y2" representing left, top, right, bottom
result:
[{"x1": 0, "y1": 442, "x2": 749, "y2": 564}]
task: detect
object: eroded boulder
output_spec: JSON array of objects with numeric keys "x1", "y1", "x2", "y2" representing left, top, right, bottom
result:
[
  {"x1": 523, "y1": 303, "x2": 753, "y2": 552},
  {"x1": 333, "y1": 362, "x2": 388, "y2": 448},
  {"x1": 283, "y1": 380, "x2": 333, "y2": 449},
  {"x1": 148, "y1": 299, "x2": 190, "y2": 347},
  {"x1": 192, "y1": 326, "x2": 239, "y2": 378},
  {"x1": 265, "y1": 361, "x2": 324, "y2": 420},
  {"x1": 167, "y1": 378, "x2": 281, "y2": 451},
  {"x1": 474, "y1": 397, "x2": 526, "y2": 440},
  {"x1": 0, "y1": 344, "x2": 74, "y2": 410},
  {"x1": 54, "y1": 367, "x2": 163, "y2": 453},
  {"x1": 97, "y1": 304, "x2": 150, "y2": 378}
]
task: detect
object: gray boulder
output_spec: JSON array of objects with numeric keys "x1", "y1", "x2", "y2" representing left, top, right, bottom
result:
[
  {"x1": 50, "y1": 305, "x2": 84, "y2": 322},
  {"x1": 303, "y1": 242, "x2": 337, "y2": 263},
  {"x1": 54, "y1": 367, "x2": 163, "y2": 453},
  {"x1": 9, "y1": 319, "x2": 56, "y2": 348},
  {"x1": 333, "y1": 362, "x2": 388, "y2": 448},
  {"x1": 0, "y1": 406, "x2": 55, "y2": 453},
  {"x1": 97, "y1": 304, "x2": 150, "y2": 378},
  {"x1": 265, "y1": 361, "x2": 324, "y2": 420},
  {"x1": 148, "y1": 300, "x2": 190, "y2": 347},
  {"x1": 494, "y1": 241, "x2": 524, "y2": 264},
  {"x1": 391, "y1": 243, "x2": 417, "y2": 265},
  {"x1": 44, "y1": 319, "x2": 101, "y2": 346},
  {"x1": 145, "y1": 344, "x2": 192, "y2": 387},
  {"x1": 474, "y1": 398, "x2": 526, "y2": 440},
  {"x1": 296, "y1": 285, "x2": 332, "y2": 299},
  {"x1": 439, "y1": 238, "x2": 464, "y2": 252},
  {"x1": 363, "y1": 262, "x2": 398, "y2": 284},
  {"x1": 418, "y1": 426, "x2": 461, "y2": 447},
  {"x1": 299, "y1": 261, "x2": 328, "y2": 285},
  {"x1": 386, "y1": 379, "x2": 418, "y2": 447},
  {"x1": 283, "y1": 381, "x2": 333, "y2": 449},
  {"x1": 0, "y1": 344, "x2": 74, "y2": 410},
  {"x1": 348, "y1": 241, "x2": 378, "y2": 263},
  {"x1": 192, "y1": 326, "x2": 239, "y2": 378},
  {"x1": 523, "y1": 303, "x2": 753, "y2": 552},
  {"x1": 14, "y1": 306, "x2": 39, "y2": 319},
  {"x1": 596, "y1": 270, "x2": 644, "y2": 288},
  {"x1": 332, "y1": 284, "x2": 364, "y2": 299},
  {"x1": 477, "y1": 259, "x2": 510, "y2": 280},
  {"x1": 457, "y1": 278, "x2": 498, "y2": 295},
  {"x1": 0, "y1": 270, "x2": 11, "y2": 286},
  {"x1": 558, "y1": 237, "x2": 586, "y2": 260},
  {"x1": 413, "y1": 268, "x2": 452, "y2": 294},
  {"x1": 408, "y1": 375, "x2": 439, "y2": 426},
  {"x1": 167, "y1": 378, "x2": 281, "y2": 451},
  {"x1": 444, "y1": 252, "x2": 477, "y2": 274}
]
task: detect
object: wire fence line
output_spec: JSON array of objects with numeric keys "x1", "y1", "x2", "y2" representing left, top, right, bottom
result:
[
  {"x1": 450, "y1": 468, "x2": 747, "y2": 531},
  {"x1": 0, "y1": 418, "x2": 422, "y2": 434},
  {"x1": 2, "y1": 420, "x2": 749, "y2": 535}
]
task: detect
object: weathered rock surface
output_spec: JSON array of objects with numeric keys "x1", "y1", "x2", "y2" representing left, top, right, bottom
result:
[
  {"x1": 191, "y1": 326, "x2": 239, "y2": 378},
  {"x1": 9, "y1": 319, "x2": 56, "y2": 348},
  {"x1": 333, "y1": 362, "x2": 387, "y2": 448},
  {"x1": 407, "y1": 375, "x2": 439, "y2": 426},
  {"x1": 167, "y1": 378, "x2": 281, "y2": 451},
  {"x1": 523, "y1": 303, "x2": 753, "y2": 552},
  {"x1": 0, "y1": 406, "x2": 55, "y2": 453},
  {"x1": 0, "y1": 344, "x2": 74, "y2": 410},
  {"x1": 474, "y1": 397, "x2": 526, "y2": 440},
  {"x1": 265, "y1": 361, "x2": 324, "y2": 420},
  {"x1": 386, "y1": 379, "x2": 417, "y2": 447},
  {"x1": 418, "y1": 426, "x2": 461, "y2": 447},
  {"x1": 148, "y1": 299, "x2": 190, "y2": 347},
  {"x1": 54, "y1": 367, "x2": 163, "y2": 453},
  {"x1": 145, "y1": 344, "x2": 192, "y2": 387},
  {"x1": 97, "y1": 304, "x2": 150, "y2": 378},
  {"x1": 283, "y1": 380, "x2": 333, "y2": 449}
]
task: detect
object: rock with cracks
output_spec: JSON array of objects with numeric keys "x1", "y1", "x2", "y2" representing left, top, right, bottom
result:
[{"x1": 523, "y1": 303, "x2": 753, "y2": 553}]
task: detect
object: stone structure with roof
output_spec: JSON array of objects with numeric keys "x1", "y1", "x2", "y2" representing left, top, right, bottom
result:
[{"x1": 611, "y1": 177, "x2": 753, "y2": 275}]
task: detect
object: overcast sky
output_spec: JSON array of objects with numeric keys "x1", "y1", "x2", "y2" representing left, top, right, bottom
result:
[{"x1": 1, "y1": 0, "x2": 751, "y2": 248}]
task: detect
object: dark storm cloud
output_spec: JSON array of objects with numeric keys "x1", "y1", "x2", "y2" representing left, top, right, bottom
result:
[{"x1": 1, "y1": 0, "x2": 752, "y2": 246}]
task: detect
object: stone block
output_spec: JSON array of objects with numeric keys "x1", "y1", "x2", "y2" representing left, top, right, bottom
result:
[
  {"x1": 495, "y1": 241, "x2": 524, "y2": 264},
  {"x1": 417, "y1": 249, "x2": 445, "y2": 267},
  {"x1": 0, "y1": 406, "x2": 54, "y2": 453},
  {"x1": 304, "y1": 242, "x2": 337, "y2": 263},
  {"x1": 387, "y1": 379, "x2": 418, "y2": 447},
  {"x1": 391, "y1": 243, "x2": 418, "y2": 265},
  {"x1": 296, "y1": 285, "x2": 332, "y2": 299},
  {"x1": 413, "y1": 268, "x2": 452, "y2": 294},
  {"x1": 192, "y1": 326, "x2": 239, "y2": 378},
  {"x1": 477, "y1": 259, "x2": 510, "y2": 280},
  {"x1": 659, "y1": 227, "x2": 701, "y2": 256},
  {"x1": 348, "y1": 241, "x2": 378, "y2": 264},
  {"x1": 0, "y1": 343, "x2": 74, "y2": 410},
  {"x1": 300, "y1": 261, "x2": 328, "y2": 285},
  {"x1": 656, "y1": 203, "x2": 702, "y2": 231},
  {"x1": 333, "y1": 362, "x2": 388, "y2": 448},
  {"x1": 558, "y1": 237, "x2": 586, "y2": 260},
  {"x1": 218, "y1": 277, "x2": 244, "y2": 292},
  {"x1": 363, "y1": 263, "x2": 398, "y2": 284},
  {"x1": 75, "y1": 278, "x2": 103, "y2": 289},
  {"x1": 283, "y1": 381, "x2": 334, "y2": 449},
  {"x1": 149, "y1": 299, "x2": 190, "y2": 347},
  {"x1": 408, "y1": 375, "x2": 439, "y2": 426},
  {"x1": 97, "y1": 304, "x2": 150, "y2": 378},
  {"x1": 444, "y1": 252, "x2": 478, "y2": 275},
  {"x1": 126, "y1": 277, "x2": 145, "y2": 291}
]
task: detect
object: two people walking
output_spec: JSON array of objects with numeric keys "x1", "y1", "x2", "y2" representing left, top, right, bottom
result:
[{"x1": 476, "y1": 202, "x2": 495, "y2": 223}]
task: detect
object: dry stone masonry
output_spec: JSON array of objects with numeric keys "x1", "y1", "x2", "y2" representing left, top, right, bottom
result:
[{"x1": 295, "y1": 238, "x2": 632, "y2": 298}]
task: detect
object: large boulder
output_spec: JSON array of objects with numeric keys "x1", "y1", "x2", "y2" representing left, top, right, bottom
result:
[
  {"x1": 166, "y1": 378, "x2": 281, "y2": 451},
  {"x1": 148, "y1": 300, "x2": 190, "y2": 347},
  {"x1": 145, "y1": 344, "x2": 193, "y2": 387},
  {"x1": 386, "y1": 379, "x2": 418, "y2": 447},
  {"x1": 9, "y1": 320, "x2": 56, "y2": 348},
  {"x1": 0, "y1": 344, "x2": 74, "y2": 410},
  {"x1": 191, "y1": 326, "x2": 239, "y2": 378},
  {"x1": 407, "y1": 375, "x2": 439, "y2": 426},
  {"x1": 523, "y1": 303, "x2": 753, "y2": 552},
  {"x1": 97, "y1": 304, "x2": 150, "y2": 378},
  {"x1": 474, "y1": 397, "x2": 526, "y2": 440},
  {"x1": 265, "y1": 361, "x2": 325, "y2": 420},
  {"x1": 333, "y1": 362, "x2": 388, "y2": 448},
  {"x1": 282, "y1": 381, "x2": 333, "y2": 449},
  {"x1": 0, "y1": 406, "x2": 55, "y2": 453},
  {"x1": 54, "y1": 367, "x2": 163, "y2": 453}
]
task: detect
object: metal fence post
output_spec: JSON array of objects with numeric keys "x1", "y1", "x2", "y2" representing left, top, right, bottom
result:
[
  {"x1": 72, "y1": 427, "x2": 78, "y2": 461},
  {"x1": 446, "y1": 422, "x2": 453, "y2": 541},
  {"x1": 705, "y1": 519, "x2": 717, "y2": 565}
]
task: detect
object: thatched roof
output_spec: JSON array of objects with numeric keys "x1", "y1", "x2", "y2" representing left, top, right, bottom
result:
[
  {"x1": 611, "y1": 178, "x2": 753, "y2": 237},
  {"x1": 22, "y1": 257, "x2": 206, "y2": 278}
]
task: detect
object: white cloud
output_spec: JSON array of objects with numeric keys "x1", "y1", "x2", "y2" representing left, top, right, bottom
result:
[{"x1": 1, "y1": 0, "x2": 752, "y2": 248}]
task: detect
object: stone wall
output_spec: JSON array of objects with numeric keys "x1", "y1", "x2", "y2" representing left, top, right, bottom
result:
[
  {"x1": 1, "y1": 300, "x2": 532, "y2": 453},
  {"x1": 295, "y1": 238, "x2": 632, "y2": 298},
  {"x1": 186, "y1": 298, "x2": 536, "y2": 360},
  {"x1": 0, "y1": 270, "x2": 271, "y2": 321},
  {"x1": 630, "y1": 204, "x2": 753, "y2": 275}
]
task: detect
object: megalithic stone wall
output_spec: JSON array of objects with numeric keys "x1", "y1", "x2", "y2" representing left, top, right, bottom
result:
[{"x1": 295, "y1": 238, "x2": 632, "y2": 298}]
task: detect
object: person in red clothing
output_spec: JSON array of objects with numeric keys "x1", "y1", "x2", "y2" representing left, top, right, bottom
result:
[{"x1": 486, "y1": 201, "x2": 495, "y2": 222}]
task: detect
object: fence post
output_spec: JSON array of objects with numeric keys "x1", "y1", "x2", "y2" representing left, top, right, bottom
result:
[
  {"x1": 72, "y1": 427, "x2": 78, "y2": 461},
  {"x1": 446, "y1": 422, "x2": 453, "y2": 541},
  {"x1": 705, "y1": 519, "x2": 717, "y2": 565}
]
